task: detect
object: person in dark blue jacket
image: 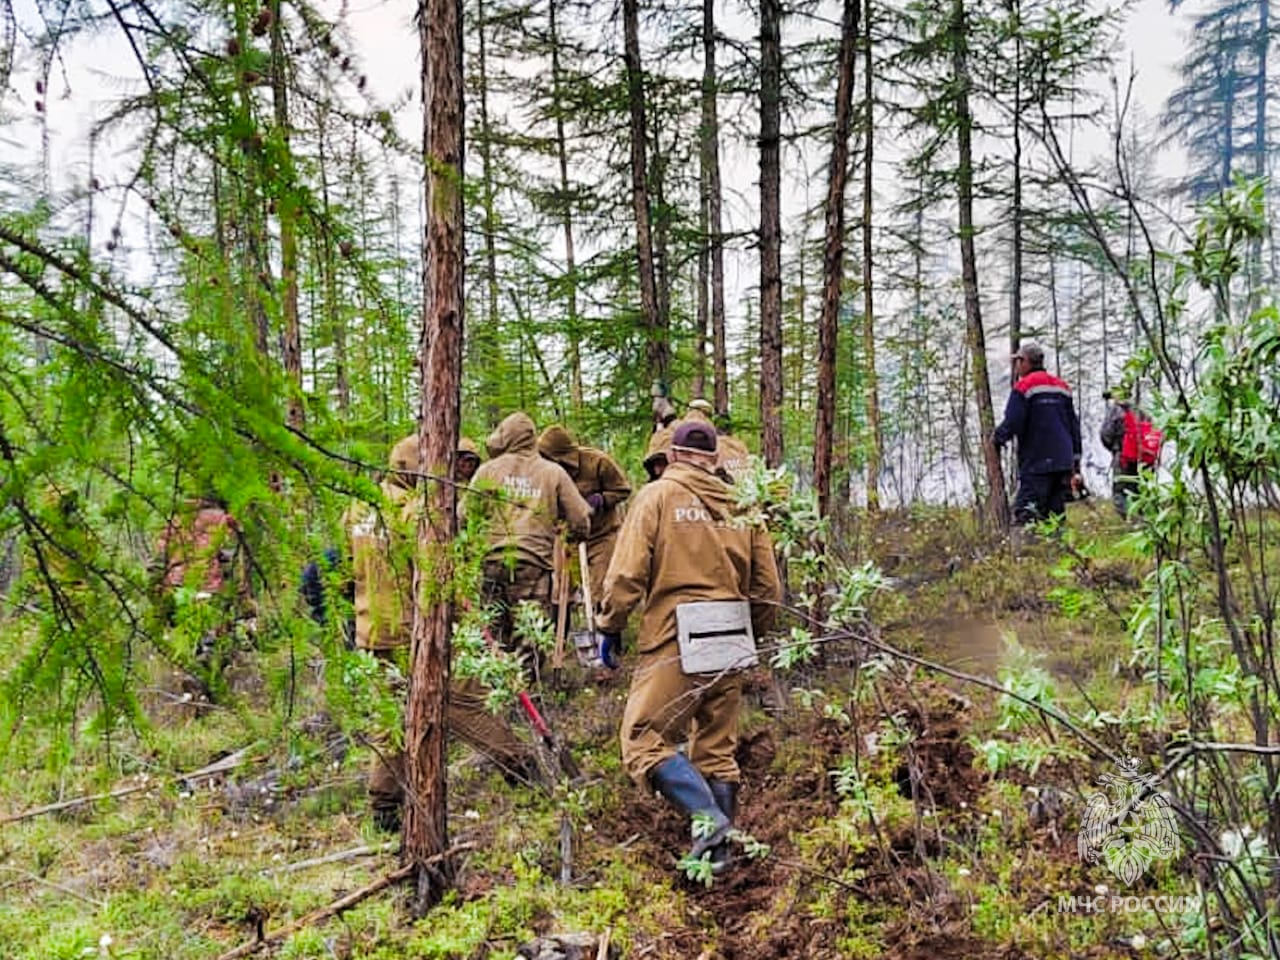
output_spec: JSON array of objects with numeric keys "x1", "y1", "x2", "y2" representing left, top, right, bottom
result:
[{"x1": 993, "y1": 342, "x2": 1083, "y2": 525}]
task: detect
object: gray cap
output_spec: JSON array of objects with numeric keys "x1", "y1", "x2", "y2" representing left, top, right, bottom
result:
[{"x1": 1013, "y1": 342, "x2": 1045, "y2": 367}]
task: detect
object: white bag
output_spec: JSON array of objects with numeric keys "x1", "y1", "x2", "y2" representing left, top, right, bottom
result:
[{"x1": 675, "y1": 600, "x2": 757, "y2": 675}]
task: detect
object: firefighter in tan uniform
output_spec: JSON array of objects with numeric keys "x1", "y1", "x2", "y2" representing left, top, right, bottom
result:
[
  {"x1": 597, "y1": 421, "x2": 782, "y2": 873},
  {"x1": 684, "y1": 398, "x2": 751, "y2": 482},
  {"x1": 347, "y1": 433, "x2": 533, "y2": 830},
  {"x1": 536, "y1": 425, "x2": 632, "y2": 603},
  {"x1": 468, "y1": 413, "x2": 591, "y2": 661},
  {"x1": 643, "y1": 424, "x2": 674, "y2": 482}
]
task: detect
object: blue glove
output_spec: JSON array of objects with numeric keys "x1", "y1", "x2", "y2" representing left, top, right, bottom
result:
[
  {"x1": 586, "y1": 492, "x2": 606, "y2": 512},
  {"x1": 599, "y1": 632, "x2": 622, "y2": 669}
]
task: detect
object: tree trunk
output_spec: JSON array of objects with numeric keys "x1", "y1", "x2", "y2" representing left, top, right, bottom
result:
[
  {"x1": 759, "y1": 0, "x2": 784, "y2": 467},
  {"x1": 270, "y1": 0, "x2": 303, "y2": 430},
  {"x1": 951, "y1": 0, "x2": 1007, "y2": 530},
  {"x1": 317, "y1": 110, "x2": 349, "y2": 414},
  {"x1": 406, "y1": 0, "x2": 463, "y2": 914},
  {"x1": 475, "y1": 0, "x2": 502, "y2": 383},
  {"x1": 548, "y1": 0, "x2": 582, "y2": 411},
  {"x1": 1009, "y1": 0, "x2": 1023, "y2": 381},
  {"x1": 623, "y1": 0, "x2": 667, "y2": 388},
  {"x1": 814, "y1": 0, "x2": 859, "y2": 520},
  {"x1": 860, "y1": 0, "x2": 882, "y2": 512},
  {"x1": 702, "y1": 0, "x2": 729, "y2": 416}
]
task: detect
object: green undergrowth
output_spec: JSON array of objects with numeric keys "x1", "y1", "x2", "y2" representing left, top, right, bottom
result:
[{"x1": 0, "y1": 506, "x2": 1227, "y2": 958}]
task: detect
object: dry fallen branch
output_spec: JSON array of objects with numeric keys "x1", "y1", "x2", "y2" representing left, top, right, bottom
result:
[
  {"x1": 268, "y1": 843, "x2": 394, "y2": 875},
  {"x1": 214, "y1": 842, "x2": 475, "y2": 960},
  {"x1": 0, "y1": 746, "x2": 257, "y2": 825}
]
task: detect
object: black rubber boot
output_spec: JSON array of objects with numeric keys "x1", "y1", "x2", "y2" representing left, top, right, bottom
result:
[
  {"x1": 648, "y1": 755, "x2": 731, "y2": 864},
  {"x1": 707, "y1": 780, "x2": 738, "y2": 873},
  {"x1": 371, "y1": 804, "x2": 401, "y2": 834}
]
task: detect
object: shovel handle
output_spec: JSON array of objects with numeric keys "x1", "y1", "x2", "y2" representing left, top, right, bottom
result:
[
  {"x1": 579, "y1": 541, "x2": 597, "y2": 634},
  {"x1": 518, "y1": 691, "x2": 552, "y2": 739}
]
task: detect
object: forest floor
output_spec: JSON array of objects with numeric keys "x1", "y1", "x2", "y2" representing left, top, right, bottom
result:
[{"x1": 0, "y1": 504, "x2": 1198, "y2": 959}]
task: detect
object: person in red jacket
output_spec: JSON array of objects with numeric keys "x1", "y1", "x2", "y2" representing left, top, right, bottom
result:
[{"x1": 993, "y1": 343, "x2": 1083, "y2": 526}]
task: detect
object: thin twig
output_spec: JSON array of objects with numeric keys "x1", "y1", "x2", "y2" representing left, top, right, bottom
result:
[
  {"x1": 214, "y1": 843, "x2": 474, "y2": 960},
  {"x1": 0, "y1": 865, "x2": 106, "y2": 909},
  {"x1": 0, "y1": 746, "x2": 257, "y2": 824}
]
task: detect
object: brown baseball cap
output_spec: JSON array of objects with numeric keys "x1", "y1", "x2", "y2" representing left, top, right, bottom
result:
[{"x1": 671, "y1": 420, "x2": 718, "y2": 454}]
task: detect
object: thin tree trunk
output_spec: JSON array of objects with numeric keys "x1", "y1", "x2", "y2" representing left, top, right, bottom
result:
[
  {"x1": 475, "y1": 0, "x2": 502, "y2": 378},
  {"x1": 759, "y1": 0, "x2": 784, "y2": 467},
  {"x1": 548, "y1": 0, "x2": 582, "y2": 411},
  {"x1": 653, "y1": 122, "x2": 672, "y2": 346},
  {"x1": 271, "y1": 0, "x2": 303, "y2": 429},
  {"x1": 623, "y1": 0, "x2": 667, "y2": 388},
  {"x1": 815, "y1": 0, "x2": 859, "y2": 520},
  {"x1": 406, "y1": 0, "x2": 463, "y2": 915},
  {"x1": 1252, "y1": 0, "x2": 1267, "y2": 296},
  {"x1": 860, "y1": 0, "x2": 881, "y2": 512},
  {"x1": 694, "y1": 155, "x2": 709, "y2": 400},
  {"x1": 703, "y1": 0, "x2": 729, "y2": 416},
  {"x1": 317, "y1": 111, "x2": 349, "y2": 413},
  {"x1": 1010, "y1": 0, "x2": 1022, "y2": 384},
  {"x1": 951, "y1": 0, "x2": 1007, "y2": 530}
]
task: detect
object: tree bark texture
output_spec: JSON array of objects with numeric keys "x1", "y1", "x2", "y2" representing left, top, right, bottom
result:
[
  {"x1": 406, "y1": 0, "x2": 463, "y2": 914},
  {"x1": 759, "y1": 0, "x2": 784, "y2": 466},
  {"x1": 860, "y1": 0, "x2": 882, "y2": 511},
  {"x1": 814, "y1": 0, "x2": 859, "y2": 520},
  {"x1": 951, "y1": 0, "x2": 1008, "y2": 530},
  {"x1": 623, "y1": 0, "x2": 668, "y2": 388},
  {"x1": 548, "y1": 0, "x2": 583, "y2": 411},
  {"x1": 702, "y1": 0, "x2": 729, "y2": 416}
]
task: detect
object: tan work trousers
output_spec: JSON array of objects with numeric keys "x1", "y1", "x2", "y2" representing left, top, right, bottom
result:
[
  {"x1": 583, "y1": 532, "x2": 617, "y2": 610},
  {"x1": 619, "y1": 640, "x2": 744, "y2": 787},
  {"x1": 481, "y1": 559, "x2": 552, "y2": 652},
  {"x1": 368, "y1": 679, "x2": 532, "y2": 812}
]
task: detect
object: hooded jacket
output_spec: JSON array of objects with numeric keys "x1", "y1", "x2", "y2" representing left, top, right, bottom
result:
[
  {"x1": 469, "y1": 413, "x2": 592, "y2": 570},
  {"x1": 345, "y1": 439, "x2": 420, "y2": 651},
  {"x1": 993, "y1": 369, "x2": 1082, "y2": 475},
  {"x1": 683, "y1": 407, "x2": 752, "y2": 482},
  {"x1": 537, "y1": 425, "x2": 632, "y2": 540},
  {"x1": 644, "y1": 425, "x2": 674, "y2": 477},
  {"x1": 598, "y1": 461, "x2": 781, "y2": 653}
]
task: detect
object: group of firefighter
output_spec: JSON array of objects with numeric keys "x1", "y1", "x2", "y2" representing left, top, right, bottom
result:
[
  {"x1": 152, "y1": 345, "x2": 1162, "y2": 877},
  {"x1": 347, "y1": 399, "x2": 780, "y2": 876}
]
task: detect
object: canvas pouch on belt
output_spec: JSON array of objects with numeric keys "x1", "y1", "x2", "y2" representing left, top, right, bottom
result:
[{"x1": 675, "y1": 600, "x2": 757, "y2": 675}]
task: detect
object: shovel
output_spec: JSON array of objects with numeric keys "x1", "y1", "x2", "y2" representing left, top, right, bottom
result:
[{"x1": 571, "y1": 541, "x2": 605, "y2": 669}]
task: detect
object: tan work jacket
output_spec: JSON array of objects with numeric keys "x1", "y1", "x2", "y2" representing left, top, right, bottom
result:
[
  {"x1": 598, "y1": 461, "x2": 781, "y2": 653},
  {"x1": 469, "y1": 413, "x2": 591, "y2": 571}
]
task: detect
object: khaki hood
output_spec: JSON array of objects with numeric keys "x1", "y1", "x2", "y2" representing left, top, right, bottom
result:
[
  {"x1": 537, "y1": 425, "x2": 579, "y2": 470},
  {"x1": 661, "y1": 461, "x2": 735, "y2": 521},
  {"x1": 486, "y1": 412, "x2": 537, "y2": 458},
  {"x1": 457, "y1": 436, "x2": 481, "y2": 459},
  {"x1": 644, "y1": 425, "x2": 672, "y2": 467},
  {"x1": 388, "y1": 433, "x2": 419, "y2": 490}
]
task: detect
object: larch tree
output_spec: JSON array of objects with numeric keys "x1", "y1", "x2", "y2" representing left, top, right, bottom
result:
[
  {"x1": 815, "y1": 0, "x2": 860, "y2": 520},
  {"x1": 949, "y1": 0, "x2": 1007, "y2": 530},
  {"x1": 759, "y1": 0, "x2": 784, "y2": 467},
  {"x1": 405, "y1": 0, "x2": 464, "y2": 913},
  {"x1": 860, "y1": 0, "x2": 883, "y2": 510},
  {"x1": 623, "y1": 0, "x2": 668, "y2": 389}
]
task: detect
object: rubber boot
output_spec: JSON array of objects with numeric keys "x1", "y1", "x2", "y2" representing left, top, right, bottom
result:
[
  {"x1": 708, "y1": 780, "x2": 739, "y2": 874},
  {"x1": 648, "y1": 755, "x2": 731, "y2": 865}
]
